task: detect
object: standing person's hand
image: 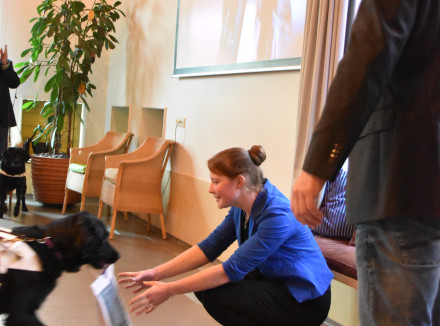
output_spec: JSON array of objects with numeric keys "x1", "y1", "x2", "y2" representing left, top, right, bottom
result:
[
  {"x1": 291, "y1": 171, "x2": 326, "y2": 227},
  {"x1": 0, "y1": 45, "x2": 8, "y2": 65}
]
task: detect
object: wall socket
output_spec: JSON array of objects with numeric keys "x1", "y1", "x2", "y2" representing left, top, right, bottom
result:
[{"x1": 176, "y1": 117, "x2": 186, "y2": 127}]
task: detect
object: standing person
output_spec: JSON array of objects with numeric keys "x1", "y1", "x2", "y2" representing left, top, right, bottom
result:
[
  {"x1": 291, "y1": 1, "x2": 440, "y2": 325},
  {"x1": 119, "y1": 146, "x2": 332, "y2": 326},
  {"x1": 0, "y1": 45, "x2": 20, "y2": 155}
]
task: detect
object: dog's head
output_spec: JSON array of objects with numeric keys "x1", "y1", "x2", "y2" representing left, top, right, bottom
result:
[
  {"x1": 46, "y1": 212, "x2": 120, "y2": 272},
  {"x1": 1, "y1": 147, "x2": 30, "y2": 176}
]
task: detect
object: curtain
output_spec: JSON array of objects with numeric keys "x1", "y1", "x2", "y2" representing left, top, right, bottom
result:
[{"x1": 292, "y1": 0, "x2": 349, "y2": 180}]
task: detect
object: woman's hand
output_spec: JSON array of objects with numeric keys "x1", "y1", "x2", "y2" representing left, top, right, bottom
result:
[
  {"x1": 118, "y1": 269, "x2": 156, "y2": 294},
  {"x1": 128, "y1": 281, "x2": 173, "y2": 315}
]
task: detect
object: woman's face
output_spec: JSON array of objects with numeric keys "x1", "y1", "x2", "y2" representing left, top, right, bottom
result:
[{"x1": 209, "y1": 172, "x2": 241, "y2": 209}]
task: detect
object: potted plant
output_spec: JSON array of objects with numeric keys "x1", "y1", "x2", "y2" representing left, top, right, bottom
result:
[{"x1": 15, "y1": 0, "x2": 125, "y2": 204}]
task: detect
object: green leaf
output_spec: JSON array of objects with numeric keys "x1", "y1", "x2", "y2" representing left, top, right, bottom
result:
[
  {"x1": 33, "y1": 133, "x2": 44, "y2": 143},
  {"x1": 34, "y1": 65, "x2": 41, "y2": 82},
  {"x1": 15, "y1": 66, "x2": 27, "y2": 75},
  {"x1": 44, "y1": 74, "x2": 58, "y2": 93},
  {"x1": 41, "y1": 102, "x2": 54, "y2": 118},
  {"x1": 20, "y1": 66, "x2": 36, "y2": 84},
  {"x1": 20, "y1": 48, "x2": 32, "y2": 58},
  {"x1": 22, "y1": 101, "x2": 35, "y2": 110},
  {"x1": 108, "y1": 34, "x2": 118, "y2": 43},
  {"x1": 80, "y1": 96, "x2": 91, "y2": 112},
  {"x1": 31, "y1": 49, "x2": 40, "y2": 62},
  {"x1": 71, "y1": 1, "x2": 86, "y2": 13},
  {"x1": 14, "y1": 61, "x2": 28, "y2": 69}
]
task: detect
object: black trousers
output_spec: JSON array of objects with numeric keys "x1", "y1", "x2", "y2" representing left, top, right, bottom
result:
[
  {"x1": 0, "y1": 126, "x2": 8, "y2": 155},
  {"x1": 195, "y1": 278, "x2": 331, "y2": 326}
]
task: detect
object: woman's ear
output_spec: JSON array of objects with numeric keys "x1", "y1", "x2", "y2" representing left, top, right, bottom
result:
[{"x1": 236, "y1": 175, "x2": 245, "y2": 188}]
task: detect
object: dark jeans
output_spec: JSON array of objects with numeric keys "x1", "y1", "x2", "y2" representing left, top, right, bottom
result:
[{"x1": 194, "y1": 275, "x2": 331, "y2": 326}]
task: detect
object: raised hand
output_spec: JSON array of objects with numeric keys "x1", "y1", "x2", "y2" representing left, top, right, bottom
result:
[{"x1": 0, "y1": 45, "x2": 8, "y2": 65}]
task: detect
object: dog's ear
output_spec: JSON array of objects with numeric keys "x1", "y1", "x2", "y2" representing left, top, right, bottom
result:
[{"x1": 1, "y1": 148, "x2": 10, "y2": 161}]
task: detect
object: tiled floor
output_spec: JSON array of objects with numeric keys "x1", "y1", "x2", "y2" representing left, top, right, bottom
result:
[{"x1": 0, "y1": 195, "x2": 220, "y2": 326}]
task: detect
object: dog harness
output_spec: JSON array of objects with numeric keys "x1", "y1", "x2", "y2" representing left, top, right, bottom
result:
[
  {"x1": 0, "y1": 229, "x2": 43, "y2": 273},
  {"x1": 0, "y1": 170, "x2": 26, "y2": 178}
]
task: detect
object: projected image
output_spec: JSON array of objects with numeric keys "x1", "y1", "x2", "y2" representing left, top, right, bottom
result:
[{"x1": 174, "y1": 0, "x2": 307, "y2": 76}]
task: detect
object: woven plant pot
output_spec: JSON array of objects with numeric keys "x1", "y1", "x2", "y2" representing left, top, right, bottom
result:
[{"x1": 31, "y1": 154, "x2": 81, "y2": 205}]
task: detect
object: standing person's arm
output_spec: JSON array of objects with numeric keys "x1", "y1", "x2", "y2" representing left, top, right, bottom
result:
[
  {"x1": 291, "y1": 0, "x2": 419, "y2": 226},
  {"x1": 291, "y1": 171, "x2": 325, "y2": 227},
  {"x1": 0, "y1": 45, "x2": 20, "y2": 88},
  {"x1": 0, "y1": 45, "x2": 8, "y2": 66}
]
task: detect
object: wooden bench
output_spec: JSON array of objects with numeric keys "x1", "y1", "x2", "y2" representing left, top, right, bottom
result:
[{"x1": 314, "y1": 235, "x2": 357, "y2": 288}]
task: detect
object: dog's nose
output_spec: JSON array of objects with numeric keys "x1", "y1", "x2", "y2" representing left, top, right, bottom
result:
[{"x1": 111, "y1": 249, "x2": 120, "y2": 263}]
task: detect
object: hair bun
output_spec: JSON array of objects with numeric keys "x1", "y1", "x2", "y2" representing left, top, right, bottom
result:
[{"x1": 248, "y1": 145, "x2": 266, "y2": 166}]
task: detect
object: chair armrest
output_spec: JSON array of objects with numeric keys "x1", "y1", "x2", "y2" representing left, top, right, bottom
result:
[
  {"x1": 70, "y1": 147, "x2": 92, "y2": 165},
  {"x1": 70, "y1": 143, "x2": 112, "y2": 164},
  {"x1": 105, "y1": 153, "x2": 129, "y2": 169},
  {"x1": 104, "y1": 144, "x2": 157, "y2": 169},
  {"x1": 85, "y1": 143, "x2": 133, "y2": 172}
]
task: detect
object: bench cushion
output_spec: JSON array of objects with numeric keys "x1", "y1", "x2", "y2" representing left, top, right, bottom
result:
[
  {"x1": 314, "y1": 235, "x2": 357, "y2": 280},
  {"x1": 69, "y1": 163, "x2": 87, "y2": 174},
  {"x1": 104, "y1": 168, "x2": 118, "y2": 184}
]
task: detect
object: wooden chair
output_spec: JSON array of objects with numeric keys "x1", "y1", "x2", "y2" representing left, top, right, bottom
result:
[
  {"x1": 62, "y1": 131, "x2": 134, "y2": 214},
  {"x1": 97, "y1": 136, "x2": 174, "y2": 239}
]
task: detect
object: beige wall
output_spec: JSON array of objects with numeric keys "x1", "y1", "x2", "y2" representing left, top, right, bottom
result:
[{"x1": 105, "y1": 0, "x2": 301, "y2": 258}]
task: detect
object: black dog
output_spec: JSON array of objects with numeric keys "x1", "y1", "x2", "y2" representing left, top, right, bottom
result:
[
  {"x1": 0, "y1": 147, "x2": 30, "y2": 218},
  {"x1": 0, "y1": 212, "x2": 120, "y2": 326}
]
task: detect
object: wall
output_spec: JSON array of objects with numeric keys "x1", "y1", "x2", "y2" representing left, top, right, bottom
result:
[
  {"x1": 329, "y1": 281, "x2": 359, "y2": 326},
  {"x1": 104, "y1": 0, "x2": 300, "y2": 259}
]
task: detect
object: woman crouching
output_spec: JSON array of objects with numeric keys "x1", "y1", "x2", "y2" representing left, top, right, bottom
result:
[{"x1": 118, "y1": 145, "x2": 332, "y2": 326}]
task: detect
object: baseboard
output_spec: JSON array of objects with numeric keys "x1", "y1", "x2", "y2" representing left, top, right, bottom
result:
[{"x1": 323, "y1": 318, "x2": 344, "y2": 326}]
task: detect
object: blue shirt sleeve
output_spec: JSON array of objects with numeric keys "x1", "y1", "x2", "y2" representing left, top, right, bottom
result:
[{"x1": 197, "y1": 208, "x2": 237, "y2": 262}]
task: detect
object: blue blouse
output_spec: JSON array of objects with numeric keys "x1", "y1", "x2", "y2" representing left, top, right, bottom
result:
[{"x1": 198, "y1": 179, "x2": 333, "y2": 303}]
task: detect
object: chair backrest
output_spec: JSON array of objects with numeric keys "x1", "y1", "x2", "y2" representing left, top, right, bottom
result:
[
  {"x1": 100, "y1": 131, "x2": 133, "y2": 153},
  {"x1": 136, "y1": 136, "x2": 172, "y2": 157},
  {"x1": 136, "y1": 136, "x2": 174, "y2": 177}
]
